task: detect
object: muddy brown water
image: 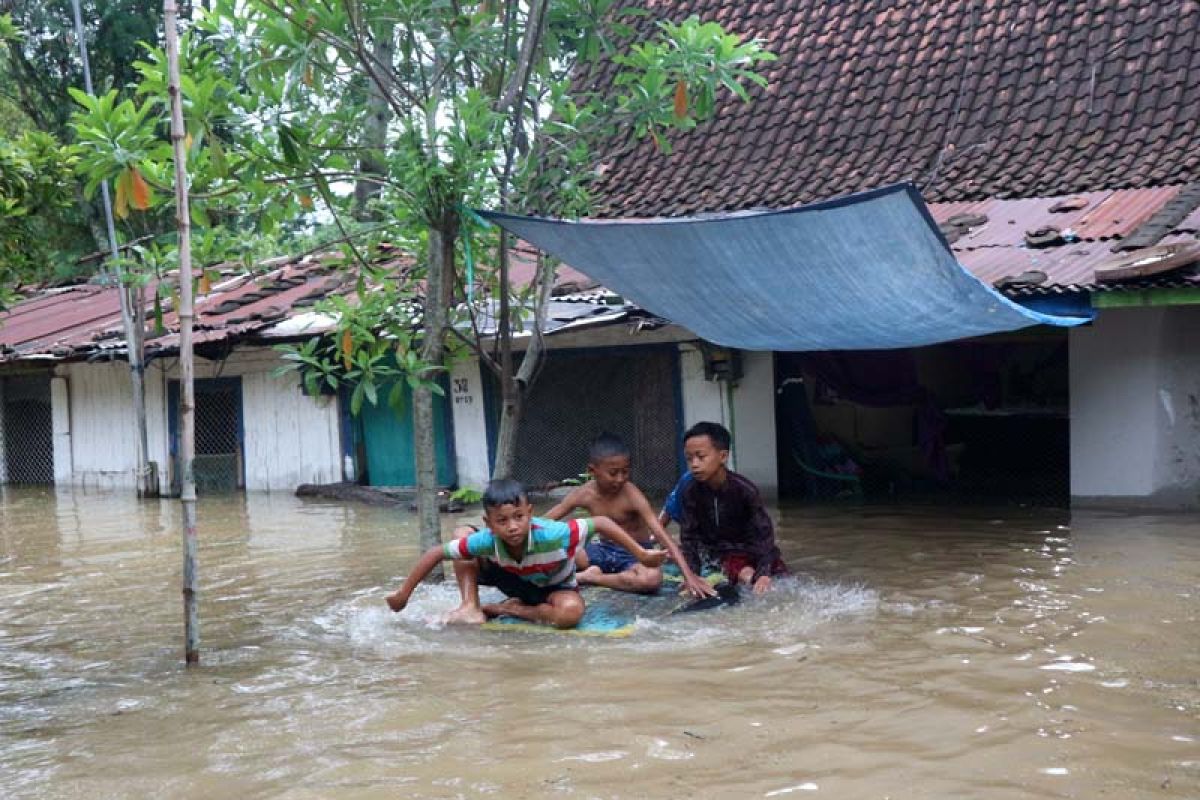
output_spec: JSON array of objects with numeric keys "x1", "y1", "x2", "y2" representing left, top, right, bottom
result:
[{"x1": 0, "y1": 486, "x2": 1197, "y2": 799}]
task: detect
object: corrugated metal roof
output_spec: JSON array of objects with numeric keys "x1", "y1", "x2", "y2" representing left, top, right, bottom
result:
[
  {"x1": 1072, "y1": 186, "x2": 1183, "y2": 241},
  {"x1": 930, "y1": 192, "x2": 1114, "y2": 249},
  {"x1": 0, "y1": 246, "x2": 629, "y2": 363},
  {"x1": 929, "y1": 187, "x2": 1200, "y2": 293},
  {"x1": 0, "y1": 257, "x2": 359, "y2": 363}
]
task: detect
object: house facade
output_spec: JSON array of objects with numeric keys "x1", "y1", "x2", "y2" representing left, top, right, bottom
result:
[
  {"x1": 466, "y1": 0, "x2": 1200, "y2": 507},
  {"x1": 0, "y1": 257, "x2": 460, "y2": 494}
]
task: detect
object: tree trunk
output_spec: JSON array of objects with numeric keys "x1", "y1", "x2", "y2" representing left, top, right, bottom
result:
[
  {"x1": 414, "y1": 217, "x2": 457, "y2": 576},
  {"x1": 165, "y1": 0, "x2": 199, "y2": 665},
  {"x1": 353, "y1": 19, "x2": 393, "y2": 221},
  {"x1": 491, "y1": 250, "x2": 555, "y2": 480}
]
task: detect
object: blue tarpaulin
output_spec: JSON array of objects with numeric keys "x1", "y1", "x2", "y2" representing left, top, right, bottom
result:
[{"x1": 479, "y1": 184, "x2": 1088, "y2": 351}]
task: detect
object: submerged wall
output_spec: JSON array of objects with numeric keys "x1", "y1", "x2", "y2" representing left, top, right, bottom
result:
[
  {"x1": 56, "y1": 348, "x2": 342, "y2": 494},
  {"x1": 59, "y1": 361, "x2": 168, "y2": 492},
  {"x1": 446, "y1": 343, "x2": 781, "y2": 497},
  {"x1": 1070, "y1": 305, "x2": 1200, "y2": 507}
]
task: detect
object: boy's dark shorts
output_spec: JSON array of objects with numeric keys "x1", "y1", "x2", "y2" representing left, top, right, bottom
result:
[
  {"x1": 477, "y1": 559, "x2": 578, "y2": 606},
  {"x1": 583, "y1": 539, "x2": 643, "y2": 574},
  {"x1": 719, "y1": 552, "x2": 790, "y2": 584}
]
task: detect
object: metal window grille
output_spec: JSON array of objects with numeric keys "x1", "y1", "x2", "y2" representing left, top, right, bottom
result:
[
  {"x1": 192, "y1": 383, "x2": 242, "y2": 493},
  {"x1": 2, "y1": 376, "x2": 54, "y2": 484},
  {"x1": 510, "y1": 348, "x2": 680, "y2": 496}
]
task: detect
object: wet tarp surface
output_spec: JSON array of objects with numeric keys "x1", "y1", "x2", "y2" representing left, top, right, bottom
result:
[{"x1": 479, "y1": 184, "x2": 1087, "y2": 351}]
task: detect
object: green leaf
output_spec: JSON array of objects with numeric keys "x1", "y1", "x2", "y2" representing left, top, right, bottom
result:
[
  {"x1": 387, "y1": 381, "x2": 406, "y2": 414},
  {"x1": 278, "y1": 123, "x2": 300, "y2": 165}
]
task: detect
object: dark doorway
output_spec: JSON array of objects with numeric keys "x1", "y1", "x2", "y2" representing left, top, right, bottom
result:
[
  {"x1": 169, "y1": 377, "x2": 245, "y2": 493},
  {"x1": 776, "y1": 331, "x2": 1069, "y2": 505},
  {"x1": 1, "y1": 375, "x2": 54, "y2": 485}
]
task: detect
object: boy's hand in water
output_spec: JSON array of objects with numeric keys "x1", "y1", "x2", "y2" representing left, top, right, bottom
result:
[
  {"x1": 682, "y1": 573, "x2": 718, "y2": 599},
  {"x1": 752, "y1": 575, "x2": 772, "y2": 595},
  {"x1": 637, "y1": 547, "x2": 667, "y2": 568},
  {"x1": 385, "y1": 591, "x2": 408, "y2": 612}
]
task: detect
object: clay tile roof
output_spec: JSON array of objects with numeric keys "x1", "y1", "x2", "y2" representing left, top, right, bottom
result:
[{"x1": 583, "y1": 0, "x2": 1200, "y2": 217}]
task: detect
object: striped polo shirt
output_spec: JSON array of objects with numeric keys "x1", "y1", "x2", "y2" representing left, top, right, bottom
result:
[{"x1": 442, "y1": 517, "x2": 598, "y2": 588}]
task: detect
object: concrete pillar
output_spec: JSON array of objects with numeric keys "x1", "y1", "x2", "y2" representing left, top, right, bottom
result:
[{"x1": 448, "y1": 357, "x2": 491, "y2": 490}]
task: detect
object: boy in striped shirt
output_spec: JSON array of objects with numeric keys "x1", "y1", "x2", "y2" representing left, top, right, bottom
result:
[{"x1": 386, "y1": 478, "x2": 665, "y2": 629}]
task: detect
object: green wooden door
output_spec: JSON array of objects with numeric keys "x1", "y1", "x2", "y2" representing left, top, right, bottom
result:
[{"x1": 360, "y1": 381, "x2": 455, "y2": 487}]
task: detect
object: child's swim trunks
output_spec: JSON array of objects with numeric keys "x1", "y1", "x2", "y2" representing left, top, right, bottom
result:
[
  {"x1": 583, "y1": 539, "x2": 649, "y2": 574},
  {"x1": 478, "y1": 558, "x2": 578, "y2": 605}
]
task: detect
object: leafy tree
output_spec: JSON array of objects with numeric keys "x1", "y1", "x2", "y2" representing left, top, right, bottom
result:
[
  {"x1": 0, "y1": 4, "x2": 164, "y2": 284},
  {"x1": 0, "y1": 1, "x2": 163, "y2": 133},
  {"x1": 0, "y1": 129, "x2": 78, "y2": 304},
  {"x1": 70, "y1": 1, "x2": 773, "y2": 564},
  {"x1": 0, "y1": 2, "x2": 165, "y2": 278}
]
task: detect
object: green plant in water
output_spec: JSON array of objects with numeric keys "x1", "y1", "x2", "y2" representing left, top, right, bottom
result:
[
  {"x1": 449, "y1": 486, "x2": 483, "y2": 505},
  {"x1": 558, "y1": 471, "x2": 590, "y2": 487}
]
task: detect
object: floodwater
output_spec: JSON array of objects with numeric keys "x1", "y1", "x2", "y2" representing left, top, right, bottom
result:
[{"x1": 0, "y1": 487, "x2": 1197, "y2": 799}]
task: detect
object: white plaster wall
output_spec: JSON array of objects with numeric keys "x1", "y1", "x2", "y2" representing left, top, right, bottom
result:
[
  {"x1": 239, "y1": 367, "x2": 341, "y2": 491},
  {"x1": 64, "y1": 361, "x2": 145, "y2": 490},
  {"x1": 1155, "y1": 307, "x2": 1200, "y2": 500},
  {"x1": 64, "y1": 363, "x2": 169, "y2": 492},
  {"x1": 732, "y1": 351, "x2": 779, "y2": 495},
  {"x1": 1070, "y1": 306, "x2": 1200, "y2": 505},
  {"x1": 679, "y1": 344, "x2": 727, "y2": 439},
  {"x1": 448, "y1": 357, "x2": 491, "y2": 490},
  {"x1": 678, "y1": 344, "x2": 778, "y2": 494},
  {"x1": 50, "y1": 375, "x2": 72, "y2": 482}
]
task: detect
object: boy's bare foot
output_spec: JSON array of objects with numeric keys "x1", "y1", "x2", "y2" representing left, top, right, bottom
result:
[
  {"x1": 444, "y1": 605, "x2": 487, "y2": 625},
  {"x1": 481, "y1": 597, "x2": 527, "y2": 618},
  {"x1": 576, "y1": 565, "x2": 603, "y2": 585}
]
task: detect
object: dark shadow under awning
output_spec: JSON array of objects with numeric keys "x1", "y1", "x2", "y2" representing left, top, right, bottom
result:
[{"x1": 479, "y1": 184, "x2": 1088, "y2": 351}]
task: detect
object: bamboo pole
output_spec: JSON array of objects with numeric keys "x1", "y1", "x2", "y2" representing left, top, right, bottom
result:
[
  {"x1": 163, "y1": 0, "x2": 199, "y2": 665},
  {"x1": 69, "y1": 0, "x2": 155, "y2": 498}
]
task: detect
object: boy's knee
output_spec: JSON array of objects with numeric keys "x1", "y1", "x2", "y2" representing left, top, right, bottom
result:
[
  {"x1": 451, "y1": 525, "x2": 476, "y2": 539},
  {"x1": 632, "y1": 566, "x2": 662, "y2": 592},
  {"x1": 552, "y1": 593, "x2": 585, "y2": 628}
]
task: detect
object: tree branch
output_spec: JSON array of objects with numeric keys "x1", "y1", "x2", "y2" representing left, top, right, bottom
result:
[{"x1": 495, "y1": 0, "x2": 547, "y2": 113}]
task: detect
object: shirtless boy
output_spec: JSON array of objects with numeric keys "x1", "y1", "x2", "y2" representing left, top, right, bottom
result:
[{"x1": 544, "y1": 433, "x2": 715, "y2": 598}]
